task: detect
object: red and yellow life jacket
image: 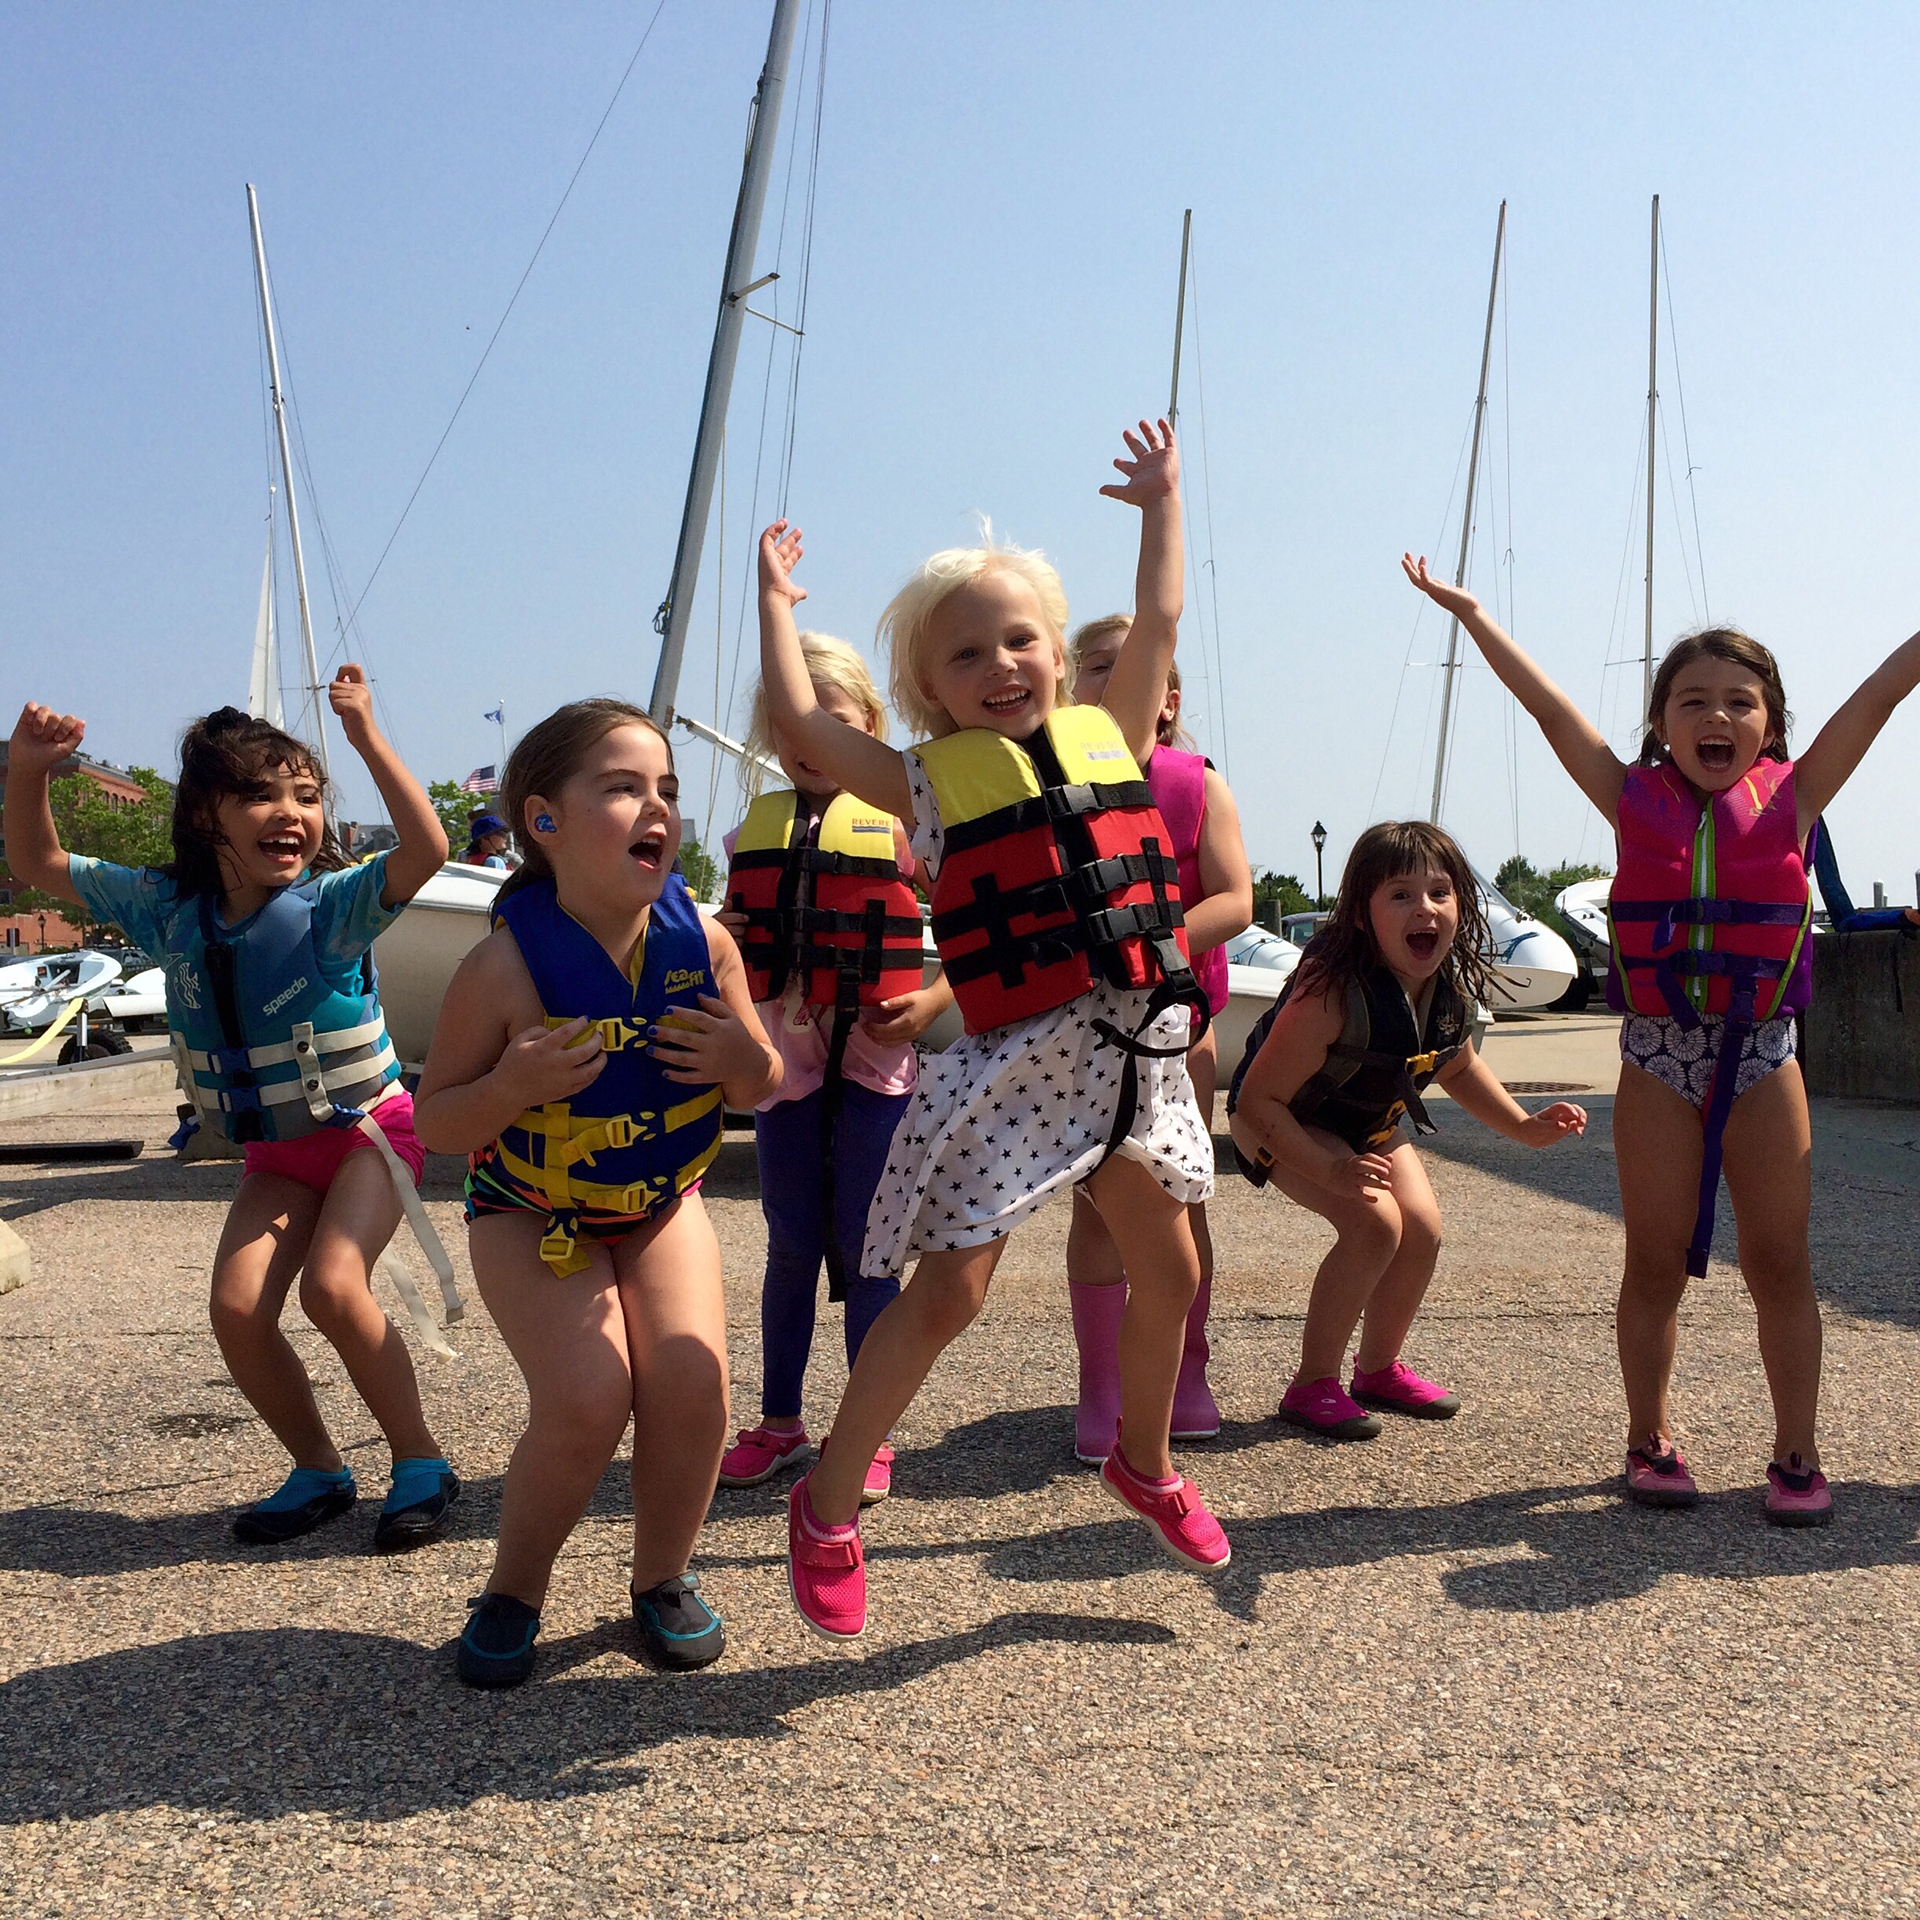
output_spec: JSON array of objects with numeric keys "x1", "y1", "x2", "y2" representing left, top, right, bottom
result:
[
  {"x1": 1606, "y1": 758, "x2": 1813, "y2": 1025},
  {"x1": 725, "y1": 789, "x2": 923, "y2": 1010},
  {"x1": 917, "y1": 704, "x2": 1198, "y2": 1037}
]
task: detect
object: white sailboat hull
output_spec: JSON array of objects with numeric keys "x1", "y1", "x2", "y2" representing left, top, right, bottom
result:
[{"x1": 374, "y1": 862, "x2": 509, "y2": 1066}]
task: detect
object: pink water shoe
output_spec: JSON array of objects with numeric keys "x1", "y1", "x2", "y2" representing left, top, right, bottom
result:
[
  {"x1": 1623, "y1": 1440, "x2": 1699, "y2": 1508},
  {"x1": 1277, "y1": 1375, "x2": 1381, "y2": 1441},
  {"x1": 860, "y1": 1442, "x2": 896, "y2": 1507},
  {"x1": 717, "y1": 1424, "x2": 812, "y2": 1489},
  {"x1": 1100, "y1": 1444, "x2": 1231, "y2": 1570},
  {"x1": 787, "y1": 1475, "x2": 866, "y2": 1640},
  {"x1": 1351, "y1": 1360, "x2": 1461, "y2": 1420},
  {"x1": 1765, "y1": 1454, "x2": 1832, "y2": 1528}
]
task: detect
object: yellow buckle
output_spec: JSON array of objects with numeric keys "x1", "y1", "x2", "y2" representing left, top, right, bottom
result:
[
  {"x1": 598, "y1": 1114, "x2": 637, "y2": 1151},
  {"x1": 594, "y1": 1017, "x2": 642, "y2": 1052},
  {"x1": 539, "y1": 1223, "x2": 576, "y2": 1266},
  {"x1": 1408, "y1": 1050, "x2": 1440, "y2": 1075}
]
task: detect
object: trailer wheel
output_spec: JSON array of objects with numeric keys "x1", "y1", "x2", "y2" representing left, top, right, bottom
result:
[{"x1": 58, "y1": 1027, "x2": 135, "y2": 1065}]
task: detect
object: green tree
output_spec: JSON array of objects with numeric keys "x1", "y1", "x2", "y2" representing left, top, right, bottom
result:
[
  {"x1": 430, "y1": 779, "x2": 484, "y2": 847},
  {"x1": 1252, "y1": 870, "x2": 1314, "y2": 928},
  {"x1": 678, "y1": 836, "x2": 720, "y2": 904},
  {"x1": 11, "y1": 769, "x2": 175, "y2": 944}
]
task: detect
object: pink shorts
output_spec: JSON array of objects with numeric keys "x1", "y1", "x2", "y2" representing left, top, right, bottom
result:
[{"x1": 242, "y1": 1089, "x2": 428, "y2": 1194}]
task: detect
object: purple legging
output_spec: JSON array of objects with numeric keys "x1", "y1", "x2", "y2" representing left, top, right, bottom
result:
[{"x1": 754, "y1": 1080, "x2": 909, "y2": 1421}]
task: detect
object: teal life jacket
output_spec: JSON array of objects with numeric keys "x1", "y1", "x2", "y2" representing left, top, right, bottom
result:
[
  {"x1": 485, "y1": 871, "x2": 724, "y2": 1276},
  {"x1": 173, "y1": 885, "x2": 400, "y2": 1145}
]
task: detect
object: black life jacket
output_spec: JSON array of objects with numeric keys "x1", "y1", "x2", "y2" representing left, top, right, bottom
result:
[{"x1": 1227, "y1": 941, "x2": 1470, "y2": 1180}]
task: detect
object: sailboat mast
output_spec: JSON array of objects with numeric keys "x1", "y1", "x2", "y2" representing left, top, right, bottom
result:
[
  {"x1": 648, "y1": 0, "x2": 803, "y2": 724},
  {"x1": 1429, "y1": 199, "x2": 1506, "y2": 825},
  {"x1": 1168, "y1": 209, "x2": 1192, "y2": 423},
  {"x1": 245, "y1": 184, "x2": 328, "y2": 779},
  {"x1": 1643, "y1": 193, "x2": 1660, "y2": 724}
]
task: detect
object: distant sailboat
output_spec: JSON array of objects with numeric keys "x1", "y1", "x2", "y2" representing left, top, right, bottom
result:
[{"x1": 245, "y1": 535, "x2": 283, "y2": 727}]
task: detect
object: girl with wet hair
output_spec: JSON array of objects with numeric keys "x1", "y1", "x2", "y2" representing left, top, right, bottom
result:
[
  {"x1": 4, "y1": 671, "x2": 458, "y2": 1550},
  {"x1": 1228, "y1": 819, "x2": 1586, "y2": 1440},
  {"x1": 1405, "y1": 556, "x2": 1920, "y2": 1523}
]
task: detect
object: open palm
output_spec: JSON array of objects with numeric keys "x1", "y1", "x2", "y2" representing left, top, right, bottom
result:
[{"x1": 1099, "y1": 418, "x2": 1179, "y2": 507}]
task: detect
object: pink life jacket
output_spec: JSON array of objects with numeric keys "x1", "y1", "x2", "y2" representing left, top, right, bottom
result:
[
  {"x1": 1146, "y1": 745, "x2": 1230, "y2": 1016},
  {"x1": 1606, "y1": 758, "x2": 1813, "y2": 1025}
]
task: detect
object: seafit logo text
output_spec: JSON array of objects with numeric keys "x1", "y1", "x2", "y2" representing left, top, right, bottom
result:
[
  {"x1": 662, "y1": 969, "x2": 708, "y2": 994},
  {"x1": 261, "y1": 976, "x2": 310, "y2": 1017}
]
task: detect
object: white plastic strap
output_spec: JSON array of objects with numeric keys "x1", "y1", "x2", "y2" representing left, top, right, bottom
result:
[
  {"x1": 354, "y1": 1112, "x2": 465, "y2": 1357},
  {"x1": 185, "y1": 1015, "x2": 389, "y2": 1073}
]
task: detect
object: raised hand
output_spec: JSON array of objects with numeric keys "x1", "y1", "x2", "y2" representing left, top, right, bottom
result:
[
  {"x1": 10, "y1": 702, "x2": 86, "y2": 773},
  {"x1": 328, "y1": 664, "x2": 377, "y2": 747},
  {"x1": 1401, "y1": 553, "x2": 1483, "y2": 622},
  {"x1": 759, "y1": 520, "x2": 808, "y2": 607},
  {"x1": 1099, "y1": 418, "x2": 1179, "y2": 509},
  {"x1": 1518, "y1": 1100, "x2": 1588, "y2": 1147},
  {"x1": 491, "y1": 1016, "x2": 606, "y2": 1110}
]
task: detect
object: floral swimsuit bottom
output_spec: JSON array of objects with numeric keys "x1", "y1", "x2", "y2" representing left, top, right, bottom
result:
[{"x1": 1619, "y1": 1011, "x2": 1797, "y2": 1110}]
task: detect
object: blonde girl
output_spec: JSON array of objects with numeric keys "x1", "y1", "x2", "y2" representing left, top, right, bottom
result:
[
  {"x1": 1064, "y1": 633, "x2": 1252, "y2": 1459},
  {"x1": 715, "y1": 634, "x2": 952, "y2": 1503},
  {"x1": 415, "y1": 700, "x2": 779, "y2": 1685},
  {"x1": 760, "y1": 419, "x2": 1230, "y2": 1645}
]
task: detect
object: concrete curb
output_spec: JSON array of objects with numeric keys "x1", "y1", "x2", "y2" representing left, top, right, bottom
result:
[{"x1": 0, "y1": 1217, "x2": 27, "y2": 1295}]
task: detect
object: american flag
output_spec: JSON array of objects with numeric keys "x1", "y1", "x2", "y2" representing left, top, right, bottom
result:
[{"x1": 460, "y1": 765, "x2": 497, "y2": 795}]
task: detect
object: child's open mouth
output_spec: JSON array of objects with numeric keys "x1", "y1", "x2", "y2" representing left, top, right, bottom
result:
[
  {"x1": 1697, "y1": 737, "x2": 1735, "y2": 772},
  {"x1": 1406, "y1": 928, "x2": 1440, "y2": 962},
  {"x1": 258, "y1": 832, "x2": 305, "y2": 863},
  {"x1": 630, "y1": 829, "x2": 668, "y2": 871},
  {"x1": 982, "y1": 688, "x2": 1031, "y2": 717}
]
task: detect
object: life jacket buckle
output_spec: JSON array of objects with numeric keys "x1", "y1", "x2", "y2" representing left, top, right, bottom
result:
[
  {"x1": 1407, "y1": 1049, "x2": 1440, "y2": 1076},
  {"x1": 598, "y1": 1114, "x2": 638, "y2": 1152}
]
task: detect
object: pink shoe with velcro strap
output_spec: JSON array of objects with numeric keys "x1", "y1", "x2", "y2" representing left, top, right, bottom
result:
[
  {"x1": 1100, "y1": 1444, "x2": 1231, "y2": 1570},
  {"x1": 788, "y1": 1476, "x2": 866, "y2": 1640}
]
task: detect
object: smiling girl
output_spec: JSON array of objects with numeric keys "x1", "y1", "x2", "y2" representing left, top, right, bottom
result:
[
  {"x1": 760, "y1": 420, "x2": 1231, "y2": 1642},
  {"x1": 1404, "y1": 555, "x2": 1920, "y2": 1523},
  {"x1": 414, "y1": 699, "x2": 779, "y2": 1686},
  {"x1": 5, "y1": 675, "x2": 458, "y2": 1550},
  {"x1": 1228, "y1": 820, "x2": 1586, "y2": 1440}
]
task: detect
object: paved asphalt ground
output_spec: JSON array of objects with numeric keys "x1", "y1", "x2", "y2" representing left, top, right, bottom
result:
[{"x1": 2, "y1": 1015, "x2": 1917, "y2": 1918}]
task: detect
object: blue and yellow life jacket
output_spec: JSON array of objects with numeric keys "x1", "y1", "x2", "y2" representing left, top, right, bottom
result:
[
  {"x1": 173, "y1": 887, "x2": 400, "y2": 1145},
  {"x1": 485, "y1": 871, "x2": 724, "y2": 1276}
]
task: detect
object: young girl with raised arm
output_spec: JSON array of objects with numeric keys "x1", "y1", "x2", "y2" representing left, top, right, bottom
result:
[
  {"x1": 1405, "y1": 554, "x2": 1920, "y2": 1524},
  {"x1": 716, "y1": 634, "x2": 952, "y2": 1504},
  {"x1": 5, "y1": 675, "x2": 460, "y2": 1550},
  {"x1": 760, "y1": 420, "x2": 1230, "y2": 1644},
  {"x1": 1228, "y1": 821, "x2": 1586, "y2": 1440},
  {"x1": 413, "y1": 701, "x2": 779, "y2": 1686},
  {"x1": 1064, "y1": 637, "x2": 1252, "y2": 1459}
]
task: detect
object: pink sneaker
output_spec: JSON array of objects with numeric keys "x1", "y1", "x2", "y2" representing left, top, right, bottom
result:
[
  {"x1": 860, "y1": 1442, "x2": 896, "y2": 1507},
  {"x1": 1765, "y1": 1454, "x2": 1832, "y2": 1528},
  {"x1": 1351, "y1": 1360, "x2": 1460, "y2": 1420},
  {"x1": 787, "y1": 1476, "x2": 865, "y2": 1640},
  {"x1": 1623, "y1": 1440, "x2": 1699, "y2": 1508},
  {"x1": 717, "y1": 1424, "x2": 812, "y2": 1488},
  {"x1": 1277, "y1": 1375, "x2": 1381, "y2": 1440},
  {"x1": 1100, "y1": 1445, "x2": 1231, "y2": 1570}
]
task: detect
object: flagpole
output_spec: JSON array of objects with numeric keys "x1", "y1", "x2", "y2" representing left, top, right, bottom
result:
[{"x1": 493, "y1": 702, "x2": 506, "y2": 774}]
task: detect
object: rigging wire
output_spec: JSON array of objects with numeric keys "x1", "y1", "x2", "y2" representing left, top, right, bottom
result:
[
  {"x1": 776, "y1": 0, "x2": 830, "y2": 516},
  {"x1": 1368, "y1": 410, "x2": 1473, "y2": 819},
  {"x1": 339, "y1": 0, "x2": 671, "y2": 638},
  {"x1": 1577, "y1": 415, "x2": 1650, "y2": 864},
  {"x1": 1185, "y1": 233, "x2": 1231, "y2": 778},
  {"x1": 1658, "y1": 402, "x2": 1703, "y2": 625}
]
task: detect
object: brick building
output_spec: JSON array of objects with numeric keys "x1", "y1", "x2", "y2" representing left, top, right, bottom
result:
[{"x1": 0, "y1": 744, "x2": 152, "y2": 952}]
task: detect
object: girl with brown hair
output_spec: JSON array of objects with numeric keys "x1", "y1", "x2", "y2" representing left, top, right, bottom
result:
[
  {"x1": 1405, "y1": 554, "x2": 1920, "y2": 1523},
  {"x1": 1228, "y1": 819, "x2": 1586, "y2": 1439}
]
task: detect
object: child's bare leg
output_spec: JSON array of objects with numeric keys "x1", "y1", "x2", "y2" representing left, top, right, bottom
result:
[
  {"x1": 1721, "y1": 1061, "x2": 1820, "y2": 1465},
  {"x1": 1067, "y1": 1187, "x2": 1128, "y2": 1287},
  {"x1": 1353, "y1": 1143, "x2": 1443, "y2": 1372},
  {"x1": 297, "y1": 1149, "x2": 439, "y2": 1463},
  {"x1": 618, "y1": 1197, "x2": 730, "y2": 1591},
  {"x1": 1083, "y1": 1153, "x2": 1197, "y2": 1479},
  {"x1": 472, "y1": 1215, "x2": 635, "y2": 1609},
  {"x1": 1615, "y1": 1063, "x2": 1702, "y2": 1447},
  {"x1": 1267, "y1": 1126, "x2": 1404, "y2": 1383},
  {"x1": 807, "y1": 1240, "x2": 1004, "y2": 1525},
  {"x1": 209, "y1": 1173, "x2": 338, "y2": 1469}
]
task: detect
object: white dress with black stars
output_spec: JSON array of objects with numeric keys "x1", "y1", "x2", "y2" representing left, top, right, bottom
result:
[{"x1": 860, "y1": 752, "x2": 1216, "y2": 1281}]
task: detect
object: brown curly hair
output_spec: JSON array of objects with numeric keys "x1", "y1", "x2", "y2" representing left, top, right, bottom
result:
[{"x1": 1298, "y1": 820, "x2": 1495, "y2": 1009}]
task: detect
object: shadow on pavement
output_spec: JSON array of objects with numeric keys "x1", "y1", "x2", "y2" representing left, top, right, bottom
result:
[{"x1": 0, "y1": 1609, "x2": 1171, "y2": 1825}]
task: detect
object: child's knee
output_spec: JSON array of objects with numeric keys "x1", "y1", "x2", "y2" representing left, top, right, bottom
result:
[
  {"x1": 208, "y1": 1286, "x2": 274, "y2": 1348},
  {"x1": 296, "y1": 1260, "x2": 371, "y2": 1332},
  {"x1": 1341, "y1": 1195, "x2": 1404, "y2": 1263},
  {"x1": 913, "y1": 1263, "x2": 991, "y2": 1340},
  {"x1": 530, "y1": 1383, "x2": 632, "y2": 1465}
]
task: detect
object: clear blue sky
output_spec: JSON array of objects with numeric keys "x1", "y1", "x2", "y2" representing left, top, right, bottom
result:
[{"x1": 7, "y1": 4, "x2": 1919, "y2": 900}]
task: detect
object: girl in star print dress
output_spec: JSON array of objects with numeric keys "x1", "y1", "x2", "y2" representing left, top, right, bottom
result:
[{"x1": 758, "y1": 419, "x2": 1229, "y2": 1644}]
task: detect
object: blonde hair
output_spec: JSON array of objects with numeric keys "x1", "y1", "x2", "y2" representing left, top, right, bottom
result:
[
  {"x1": 878, "y1": 543, "x2": 1071, "y2": 739},
  {"x1": 1067, "y1": 614, "x2": 1197, "y2": 751},
  {"x1": 745, "y1": 632, "x2": 887, "y2": 777}
]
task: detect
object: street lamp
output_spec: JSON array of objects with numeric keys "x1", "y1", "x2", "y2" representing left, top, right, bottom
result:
[{"x1": 1311, "y1": 821, "x2": 1327, "y2": 910}]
